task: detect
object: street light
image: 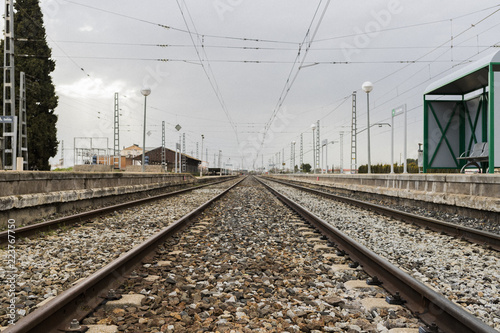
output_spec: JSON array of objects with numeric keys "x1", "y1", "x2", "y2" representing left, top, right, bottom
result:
[
  {"x1": 322, "y1": 140, "x2": 338, "y2": 174},
  {"x1": 291, "y1": 141, "x2": 296, "y2": 173},
  {"x1": 311, "y1": 123, "x2": 316, "y2": 174},
  {"x1": 356, "y1": 122, "x2": 391, "y2": 135},
  {"x1": 140, "y1": 87, "x2": 151, "y2": 172},
  {"x1": 362, "y1": 81, "x2": 373, "y2": 174},
  {"x1": 200, "y1": 134, "x2": 204, "y2": 177}
]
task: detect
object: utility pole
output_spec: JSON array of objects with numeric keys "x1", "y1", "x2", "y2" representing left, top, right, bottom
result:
[
  {"x1": 315, "y1": 120, "x2": 320, "y2": 173},
  {"x1": 161, "y1": 121, "x2": 166, "y2": 169},
  {"x1": 300, "y1": 133, "x2": 303, "y2": 172},
  {"x1": 182, "y1": 133, "x2": 186, "y2": 172},
  {"x1": 175, "y1": 124, "x2": 181, "y2": 173},
  {"x1": 61, "y1": 140, "x2": 64, "y2": 167},
  {"x1": 18, "y1": 72, "x2": 27, "y2": 169},
  {"x1": 113, "y1": 93, "x2": 120, "y2": 170},
  {"x1": 2, "y1": 0, "x2": 16, "y2": 170},
  {"x1": 339, "y1": 132, "x2": 344, "y2": 174},
  {"x1": 350, "y1": 91, "x2": 357, "y2": 174},
  {"x1": 200, "y1": 134, "x2": 204, "y2": 176},
  {"x1": 282, "y1": 148, "x2": 284, "y2": 171}
]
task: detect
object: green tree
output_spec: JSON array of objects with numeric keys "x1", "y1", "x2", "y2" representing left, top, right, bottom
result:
[
  {"x1": 301, "y1": 163, "x2": 311, "y2": 173},
  {"x1": 1, "y1": 0, "x2": 58, "y2": 170}
]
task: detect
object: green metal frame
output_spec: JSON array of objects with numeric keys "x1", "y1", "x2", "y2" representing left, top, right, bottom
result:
[
  {"x1": 423, "y1": 98, "x2": 428, "y2": 173},
  {"x1": 424, "y1": 93, "x2": 488, "y2": 172},
  {"x1": 488, "y1": 63, "x2": 498, "y2": 173},
  {"x1": 427, "y1": 102, "x2": 461, "y2": 168},
  {"x1": 424, "y1": 62, "x2": 498, "y2": 173}
]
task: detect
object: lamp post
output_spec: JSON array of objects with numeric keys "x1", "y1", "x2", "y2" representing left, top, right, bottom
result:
[
  {"x1": 356, "y1": 122, "x2": 391, "y2": 135},
  {"x1": 311, "y1": 123, "x2": 316, "y2": 174},
  {"x1": 362, "y1": 81, "x2": 373, "y2": 174},
  {"x1": 140, "y1": 87, "x2": 151, "y2": 172},
  {"x1": 322, "y1": 140, "x2": 338, "y2": 174},
  {"x1": 218, "y1": 150, "x2": 222, "y2": 174},
  {"x1": 200, "y1": 134, "x2": 204, "y2": 177}
]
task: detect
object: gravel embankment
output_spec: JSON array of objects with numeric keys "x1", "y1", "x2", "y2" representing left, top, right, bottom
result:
[
  {"x1": 263, "y1": 179, "x2": 500, "y2": 331},
  {"x1": 281, "y1": 179, "x2": 499, "y2": 235},
  {"x1": 0, "y1": 179, "x2": 239, "y2": 327},
  {"x1": 84, "y1": 177, "x2": 423, "y2": 332}
]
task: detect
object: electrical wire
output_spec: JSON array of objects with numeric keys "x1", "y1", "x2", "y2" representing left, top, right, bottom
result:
[
  {"x1": 253, "y1": 0, "x2": 331, "y2": 167},
  {"x1": 14, "y1": 3, "x2": 91, "y2": 77},
  {"x1": 174, "y1": 0, "x2": 241, "y2": 150},
  {"x1": 61, "y1": 0, "x2": 298, "y2": 45}
]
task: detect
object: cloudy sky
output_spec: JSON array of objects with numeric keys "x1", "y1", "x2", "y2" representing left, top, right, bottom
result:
[{"x1": 5, "y1": 0, "x2": 500, "y2": 170}]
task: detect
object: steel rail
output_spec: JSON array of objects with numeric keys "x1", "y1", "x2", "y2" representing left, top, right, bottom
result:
[
  {"x1": 0, "y1": 176, "x2": 238, "y2": 244},
  {"x1": 5, "y1": 176, "x2": 246, "y2": 333},
  {"x1": 263, "y1": 177, "x2": 500, "y2": 251},
  {"x1": 257, "y1": 177, "x2": 497, "y2": 333}
]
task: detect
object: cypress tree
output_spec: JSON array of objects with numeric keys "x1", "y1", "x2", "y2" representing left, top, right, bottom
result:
[{"x1": 1, "y1": 0, "x2": 58, "y2": 170}]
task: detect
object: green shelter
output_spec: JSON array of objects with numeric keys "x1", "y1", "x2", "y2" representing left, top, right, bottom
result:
[{"x1": 423, "y1": 50, "x2": 500, "y2": 173}]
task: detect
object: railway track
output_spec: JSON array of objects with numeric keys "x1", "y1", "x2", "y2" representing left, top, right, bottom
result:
[
  {"x1": 262, "y1": 177, "x2": 500, "y2": 251},
  {"x1": 3, "y1": 176, "x2": 497, "y2": 332},
  {"x1": 258, "y1": 177, "x2": 500, "y2": 332},
  {"x1": 0, "y1": 177, "x2": 242, "y2": 329},
  {"x1": 0, "y1": 177, "x2": 237, "y2": 244}
]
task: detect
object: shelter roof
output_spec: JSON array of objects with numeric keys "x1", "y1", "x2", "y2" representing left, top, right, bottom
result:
[{"x1": 424, "y1": 50, "x2": 500, "y2": 95}]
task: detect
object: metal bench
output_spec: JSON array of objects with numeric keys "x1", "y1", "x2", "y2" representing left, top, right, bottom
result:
[{"x1": 457, "y1": 142, "x2": 489, "y2": 173}]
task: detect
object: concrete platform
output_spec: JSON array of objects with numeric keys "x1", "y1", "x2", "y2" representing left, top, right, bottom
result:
[
  {"x1": 269, "y1": 174, "x2": 500, "y2": 213},
  {"x1": 0, "y1": 172, "x2": 235, "y2": 227}
]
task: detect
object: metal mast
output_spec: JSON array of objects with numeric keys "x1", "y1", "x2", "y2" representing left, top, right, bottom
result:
[
  {"x1": 2, "y1": 0, "x2": 16, "y2": 170},
  {"x1": 61, "y1": 140, "x2": 64, "y2": 167},
  {"x1": 350, "y1": 92, "x2": 357, "y2": 173},
  {"x1": 282, "y1": 148, "x2": 284, "y2": 171},
  {"x1": 339, "y1": 132, "x2": 344, "y2": 173},
  {"x1": 161, "y1": 121, "x2": 166, "y2": 168},
  {"x1": 18, "y1": 72, "x2": 27, "y2": 169},
  {"x1": 300, "y1": 133, "x2": 303, "y2": 172},
  {"x1": 315, "y1": 120, "x2": 320, "y2": 172},
  {"x1": 113, "y1": 93, "x2": 120, "y2": 169},
  {"x1": 182, "y1": 133, "x2": 186, "y2": 172}
]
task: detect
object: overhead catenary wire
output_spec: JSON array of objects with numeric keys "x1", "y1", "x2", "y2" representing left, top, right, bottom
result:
[
  {"x1": 41, "y1": 2, "x2": 500, "y2": 167},
  {"x1": 265, "y1": 5, "x2": 500, "y2": 164},
  {"x1": 15, "y1": 3, "x2": 91, "y2": 77},
  {"x1": 174, "y1": 0, "x2": 241, "y2": 150},
  {"x1": 253, "y1": 0, "x2": 331, "y2": 167}
]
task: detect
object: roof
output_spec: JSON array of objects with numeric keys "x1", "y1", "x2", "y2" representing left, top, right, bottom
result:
[
  {"x1": 424, "y1": 50, "x2": 500, "y2": 95},
  {"x1": 123, "y1": 144, "x2": 142, "y2": 151},
  {"x1": 133, "y1": 146, "x2": 202, "y2": 162}
]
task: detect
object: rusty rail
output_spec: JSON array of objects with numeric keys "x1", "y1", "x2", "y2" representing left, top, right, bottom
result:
[
  {"x1": 257, "y1": 177, "x2": 497, "y2": 333},
  {"x1": 0, "y1": 177, "x2": 238, "y2": 244},
  {"x1": 264, "y1": 177, "x2": 500, "y2": 251},
  {"x1": 5, "y1": 176, "x2": 246, "y2": 333}
]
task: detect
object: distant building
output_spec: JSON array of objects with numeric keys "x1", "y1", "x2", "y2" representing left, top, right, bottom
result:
[
  {"x1": 133, "y1": 147, "x2": 202, "y2": 173},
  {"x1": 119, "y1": 144, "x2": 142, "y2": 168}
]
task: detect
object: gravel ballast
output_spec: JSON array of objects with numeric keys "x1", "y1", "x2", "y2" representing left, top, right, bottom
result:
[{"x1": 262, "y1": 178, "x2": 500, "y2": 331}]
